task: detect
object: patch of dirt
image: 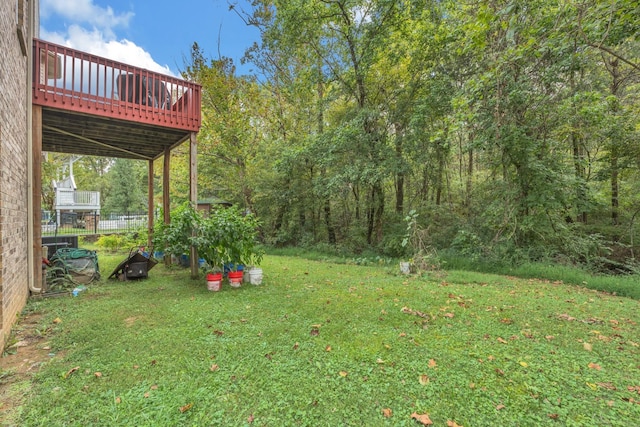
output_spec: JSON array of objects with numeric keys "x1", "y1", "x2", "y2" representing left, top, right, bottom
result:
[
  {"x1": 124, "y1": 316, "x2": 140, "y2": 327},
  {"x1": 0, "y1": 313, "x2": 63, "y2": 425}
]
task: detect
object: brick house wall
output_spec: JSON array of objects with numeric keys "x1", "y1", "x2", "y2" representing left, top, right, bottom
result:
[{"x1": 0, "y1": 0, "x2": 33, "y2": 348}]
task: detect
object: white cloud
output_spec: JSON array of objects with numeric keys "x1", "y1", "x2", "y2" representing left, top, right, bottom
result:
[
  {"x1": 41, "y1": 0, "x2": 133, "y2": 36},
  {"x1": 40, "y1": 0, "x2": 175, "y2": 76}
]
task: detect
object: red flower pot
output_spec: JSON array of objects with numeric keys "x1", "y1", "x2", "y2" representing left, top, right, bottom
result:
[
  {"x1": 206, "y1": 272, "x2": 223, "y2": 291},
  {"x1": 227, "y1": 271, "x2": 243, "y2": 288}
]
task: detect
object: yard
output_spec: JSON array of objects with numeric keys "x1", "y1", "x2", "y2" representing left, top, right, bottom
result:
[{"x1": 2, "y1": 251, "x2": 640, "y2": 426}]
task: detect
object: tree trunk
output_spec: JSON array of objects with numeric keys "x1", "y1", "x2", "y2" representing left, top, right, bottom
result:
[
  {"x1": 435, "y1": 141, "x2": 445, "y2": 206},
  {"x1": 420, "y1": 164, "x2": 430, "y2": 202},
  {"x1": 395, "y1": 136, "x2": 405, "y2": 214},
  {"x1": 365, "y1": 183, "x2": 385, "y2": 245},
  {"x1": 366, "y1": 188, "x2": 375, "y2": 245},
  {"x1": 325, "y1": 197, "x2": 336, "y2": 244},
  {"x1": 374, "y1": 182, "x2": 385, "y2": 244},
  {"x1": 609, "y1": 58, "x2": 621, "y2": 226},
  {"x1": 466, "y1": 148, "x2": 473, "y2": 212},
  {"x1": 572, "y1": 133, "x2": 587, "y2": 223},
  {"x1": 569, "y1": 66, "x2": 587, "y2": 223},
  {"x1": 611, "y1": 148, "x2": 619, "y2": 225},
  {"x1": 317, "y1": 62, "x2": 336, "y2": 244},
  {"x1": 394, "y1": 123, "x2": 405, "y2": 214}
]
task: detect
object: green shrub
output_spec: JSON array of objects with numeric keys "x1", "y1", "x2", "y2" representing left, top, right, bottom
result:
[
  {"x1": 153, "y1": 202, "x2": 264, "y2": 273},
  {"x1": 95, "y1": 234, "x2": 131, "y2": 252}
]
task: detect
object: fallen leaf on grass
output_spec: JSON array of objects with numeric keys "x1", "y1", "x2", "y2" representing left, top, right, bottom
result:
[
  {"x1": 339, "y1": 371, "x2": 348, "y2": 377},
  {"x1": 213, "y1": 330, "x2": 224, "y2": 336},
  {"x1": 419, "y1": 374, "x2": 430, "y2": 385},
  {"x1": 548, "y1": 413, "x2": 559, "y2": 419},
  {"x1": 310, "y1": 328, "x2": 320, "y2": 336},
  {"x1": 443, "y1": 313, "x2": 455, "y2": 318},
  {"x1": 588, "y1": 362, "x2": 602, "y2": 370},
  {"x1": 325, "y1": 345, "x2": 332, "y2": 352},
  {"x1": 519, "y1": 362, "x2": 528, "y2": 368},
  {"x1": 179, "y1": 403, "x2": 193, "y2": 413},
  {"x1": 64, "y1": 366, "x2": 80, "y2": 379},
  {"x1": 94, "y1": 372, "x2": 102, "y2": 378},
  {"x1": 293, "y1": 342, "x2": 299, "y2": 350},
  {"x1": 410, "y1": 412, "x2": 433, "y2": 425},
  {"x1": 53, "y1": 318, "x2": 62, "y2": 324},
  {"x1": 401, "y1": 307, "x2": 430, "y2": 319},
  {"x1": 496, "y1": 404, "x2": 506, "y2": 410},
  {"x1": 545, "y1": 335, "x2": 555, "y2": 341},
  {"x1": 115, "y1": 396, "x2": 121, "y2": 404},
  {"x1": 247, "y1": 414, "x2": 255, "y2": 423},
  {"x1": 151, "y1": 384, "x2": 158, "y2": 390},
  {"x1": 428, "y1": 359, "x2": 437, "y2": 369},
  {"x1": 144, "y1": 392, "x2": 150, "y2": 398},
  {"x1": 497, "y1": 337, "x2": 508, "y2": 344},
  {"x1": 627, "y1": 385, "x2": 640, "y2": 394},
  {"x1": 597, "y1": 382, "x2": 616, "y2": 390},
  {"x1": 447, "y1": 421, "x2": 463, "y2": 427},
  {"x1": 382, "y1": 408, "x2": 392, "y2": 418},
  {"x1": 583, "y1": 342, "x2": 593, "y2": 352},
  {"x1": 210, "y1": 364, "x2": 219, "y2": 372}
]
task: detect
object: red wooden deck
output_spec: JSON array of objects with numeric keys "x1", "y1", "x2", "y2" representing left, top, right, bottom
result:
[{"x1": 33, "y1": 39, "x2": 201, "y2": 133}]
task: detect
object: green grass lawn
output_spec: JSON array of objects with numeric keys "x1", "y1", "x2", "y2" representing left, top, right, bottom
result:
[{"x1": 7, "y1": 252, "x2": 640, "y2": 426}]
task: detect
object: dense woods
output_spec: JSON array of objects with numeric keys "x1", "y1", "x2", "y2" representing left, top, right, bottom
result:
[
  {"x1": 185, "y1": 0, "x2": 640, "y2": 269},
  {"x1": 46, "y1": 0, "x2": 640, "y2": 271}
]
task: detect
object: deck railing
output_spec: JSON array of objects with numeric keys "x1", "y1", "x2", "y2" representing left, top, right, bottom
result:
[
  {"x1": 54, "y1": 188, "x2": 101, "y2": 210},
  {"x1": 32, "y1": 39, "x2": 201, "y2": 132}
]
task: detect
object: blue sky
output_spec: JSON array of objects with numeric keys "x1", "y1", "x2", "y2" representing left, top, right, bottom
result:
[{"x1": 39, "y1": 0, "x2": 261, "y2": 77}]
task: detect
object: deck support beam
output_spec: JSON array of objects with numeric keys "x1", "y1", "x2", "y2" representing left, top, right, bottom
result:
[
  {"x1": 189, "y1": 132, "x2": 198, "y2": 279},
  {"x1": 32, "y1": 106, "x2": 43, "y2": 292},
  {"x1": 163, "y1": 148, "x2": 171, "y2": 266},
  {"x1": 147, "y1": 159, "x2": 154, "y2": 248}
]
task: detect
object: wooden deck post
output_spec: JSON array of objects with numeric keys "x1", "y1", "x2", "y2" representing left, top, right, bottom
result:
[
  {"x1": 163, "y1": 148, "x2": 171, "y2": 266},
  {"x1": 147, "y1": 159, "x2": 154, "y2": 248},
  {"x1": 32, "y1": 105, "x2": 43, "y2": 291},
  {"x1": 189, "y1": 132, "x2": 198, "y2": 279}
]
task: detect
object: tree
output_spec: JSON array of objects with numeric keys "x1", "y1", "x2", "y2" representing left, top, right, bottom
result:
[{"x1": 102, "y1": 158, "x2": 147, "y2": 214}]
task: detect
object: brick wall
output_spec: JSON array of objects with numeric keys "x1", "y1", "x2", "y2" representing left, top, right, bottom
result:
[{"x1": 0, "y1": 1, "x2": 31, "y2": 348}]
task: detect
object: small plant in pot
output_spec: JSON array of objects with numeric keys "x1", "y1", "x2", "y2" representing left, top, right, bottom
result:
[
  {"x1": 211, "y1": 207, "x2": 264, "y2": 287},
  {"x1": 193, "y1": 213, "x2": 227, "y2": 290},
  {"x1": 238, "y1": 215, "x2": 264, "y2": 285}
]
